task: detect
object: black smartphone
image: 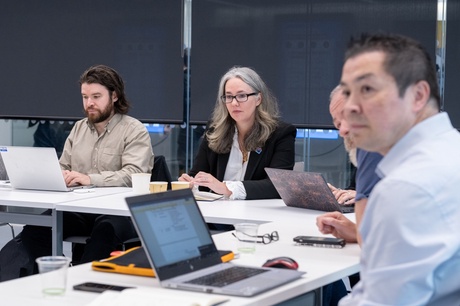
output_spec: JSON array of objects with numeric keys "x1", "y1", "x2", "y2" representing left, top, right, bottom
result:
[
  {"x1": 73, "y1": 282, "x2": 133, "y2": 293},
  {"x1": 293, "y1": 236, "x2": 346, "y2": 248}
]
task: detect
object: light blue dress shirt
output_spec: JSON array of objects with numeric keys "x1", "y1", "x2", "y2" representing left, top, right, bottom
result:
[{"x1": 340, "y1": 112, "x2": 460, "y2": 305}]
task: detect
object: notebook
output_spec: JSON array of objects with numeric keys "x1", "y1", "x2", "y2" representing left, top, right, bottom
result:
[
  {"x1": 125, "y1": 189, "x2": 305, "y2": 297},
  {"x1": 0, "y1": 146, "x2": 91, "y2": 192},
  {"x1": 193, "y1": 190, "x2": 223, "y2": 201},
  {"x1": 91, "y1": 246, "x2": 235, "y2": 278},
  {"x1": 265, "y1": 168, "x2": 354, "y2": 213}
]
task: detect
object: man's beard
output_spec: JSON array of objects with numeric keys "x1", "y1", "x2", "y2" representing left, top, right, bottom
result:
[
  {"x1": 343, "y1": 136, "x2": 357, "y2": 166},
  {"x1": 343, "y1": 136, "x2": 354, "y2": 153},
  {"x1": 348, "y1": 147, "x2": 358, "y2": 167},
  {"x1": 86, "y1": 102, "x2": 113, "y2": 124}
]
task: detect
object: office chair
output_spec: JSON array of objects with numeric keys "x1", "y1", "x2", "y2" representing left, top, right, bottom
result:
[
  {"x1": 65, "y1": 155, "x2": 172, "y2": 263},
  {"x1": 294, "y1": 161, "x2": 305, "y2": 172},
  {"x1": 0, "y1": 222, "x2": 14, "y2": 239},
  {"x1": 150, "y1": 155, "x2": 172, "y2": 190}
]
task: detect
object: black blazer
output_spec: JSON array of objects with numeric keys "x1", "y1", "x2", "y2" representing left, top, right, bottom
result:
[{"x1": 189, "y1": 121, "x2": 296, "y2": 200}]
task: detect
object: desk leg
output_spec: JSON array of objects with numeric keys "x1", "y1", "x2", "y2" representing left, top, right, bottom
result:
[
  {"x1": 315, "y1": 288, "x2": 322, "y2": 306},
  {"x1": 51, "y1": 210, "x2": 63, "y2": 256}
]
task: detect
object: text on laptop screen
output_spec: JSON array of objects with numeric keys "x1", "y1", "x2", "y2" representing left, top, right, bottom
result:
[{"x1": 130, "y1": 196, "x2": 214, "y2": 268}]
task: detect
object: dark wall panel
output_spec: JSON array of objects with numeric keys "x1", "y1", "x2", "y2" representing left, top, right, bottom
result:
[
  {"x1": 444, "y1": 1, "x2": 460, "y2": 128},
  {"x1": 191, "y1": 0, "x2": 437, "y2": 127},
  {"x1": 0, "y1": 0, "x2": 184, "y2": 123}
]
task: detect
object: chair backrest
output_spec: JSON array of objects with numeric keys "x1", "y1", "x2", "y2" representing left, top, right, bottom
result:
[
  {"x1": 294, "y1": 161, "x2": 305, "y2": 172},
  {"x1": 150, "y1": 155, "x2": 172, "y2": 190}
]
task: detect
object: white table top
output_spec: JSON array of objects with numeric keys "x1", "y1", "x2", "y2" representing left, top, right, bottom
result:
[
  {"x1": 52, "y1": 194, "x2": 360, "y2": 305},
  {"x1": 55, "y1": 189, "x2": 138, "y2": 216},
  {"x1": 0, "y1": 224, "x2": 359, "y2": 306},
  {"x1": 0, "y1": 191, "x2": 360, "y2": 305},
  {"x1": 0, "y1": 187, "x2": 131, "y2": 209},
  {"x1": 57, "y1": 193, "x2": 355, "y2": 225}
]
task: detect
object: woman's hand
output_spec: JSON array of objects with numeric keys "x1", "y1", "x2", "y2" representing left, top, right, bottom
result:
[
  {"x1": 179, "y1": 173, "x2": 193, "y2": 182},
  {"x1": 192, "y1": 171, "x2": 232, "y2": 197},
  {"x1": 178, "y1": 173, "x2": 196, "y2": 189}
]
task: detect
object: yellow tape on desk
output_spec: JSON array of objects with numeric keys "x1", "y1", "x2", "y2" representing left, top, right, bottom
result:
[{"x1": 92, "y1": 246, "x2": 234, "y2": 278}]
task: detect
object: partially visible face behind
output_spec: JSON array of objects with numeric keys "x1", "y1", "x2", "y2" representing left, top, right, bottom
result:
[
  {"x1": 329, "y1": 88, "x2": 355, "y2": 152},
  {"x1": 341, "y1": 51, "x2": 417, "y2": 155},
  {"x1": 81, "y1": 83, "x2": 117, "y2": 124},
  {"x1": 224, "y1": 77, "x2": 261, "y2": 127}
]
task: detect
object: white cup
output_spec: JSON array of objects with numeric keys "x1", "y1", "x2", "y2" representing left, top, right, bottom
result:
[
  {"x1": 234, "y1": 223, "x2": 259, "y2": 254},
  {"x1": 171, "y1": 181, "x2": 190, "y2": 190},
  {"x1": 149, "y1": 181, "x2": 168, "y2": 193},
  {"x1": 36, "y1": 256, "x2": 71, "y2": 297},
  {"x1": 131, "y1": 173, "x2": 151, "y2": 194}
]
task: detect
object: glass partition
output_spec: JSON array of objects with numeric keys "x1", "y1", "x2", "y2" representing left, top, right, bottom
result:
[{"x1": 0, "y1": 119, "x2": 351, "y2": 188}]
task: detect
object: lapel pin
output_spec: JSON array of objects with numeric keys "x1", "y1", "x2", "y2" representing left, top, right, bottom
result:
[{"x1": 255, "y1": 147, "x2": 262, "y2": 154}]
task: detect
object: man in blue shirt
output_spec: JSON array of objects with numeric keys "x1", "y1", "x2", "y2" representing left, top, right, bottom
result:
[{"x1": 339, "y1": 33, "x2": 460, "y2": 305}]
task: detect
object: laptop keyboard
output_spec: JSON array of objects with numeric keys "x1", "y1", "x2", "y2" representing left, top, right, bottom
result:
[{"x1": 185, "y1": 266, "x2": 268, "y2": 287}]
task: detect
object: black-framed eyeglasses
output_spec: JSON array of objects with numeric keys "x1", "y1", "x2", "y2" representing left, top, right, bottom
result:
[
  {"x1": 232, "y1": 231, "x2": 279, "y2": 245},
  {"x1": 221, "y1": 92, "x2": 258, "y2": 104}
]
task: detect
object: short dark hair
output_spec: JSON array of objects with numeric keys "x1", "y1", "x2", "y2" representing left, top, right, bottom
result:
[
  {"x1": 79, "y1": 65, "x2": 131, "y2": 114},
  {"x1": 345, "y1": 33, "x2": 440, "y2": 110}
]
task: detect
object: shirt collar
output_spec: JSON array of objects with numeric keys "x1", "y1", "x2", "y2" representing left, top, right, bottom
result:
[
  {"x1": 85, "y1": 113, "x2": 123, "y2": 134},
  {"x1": 376, "y1": 112, "x2": 451, "y2": 179}
]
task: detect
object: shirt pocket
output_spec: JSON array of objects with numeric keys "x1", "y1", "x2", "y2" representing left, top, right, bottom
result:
[{"x1": 99, "y1": 148, "x2": 122, "y2": 171}]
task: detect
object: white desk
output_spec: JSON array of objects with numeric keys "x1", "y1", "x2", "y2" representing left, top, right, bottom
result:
[
  {"x1": 50, "y1": 195, "x2": 360, "y2": 305},
  {"x1": 0, "y1": 220, "x2": 359, "y2": 306},
  {"x1": 0, "y1": 187, "x2": 131, "y2": 255},
  {"x1": 57, "y1": 193, "x2": 355, "y2": 226}
]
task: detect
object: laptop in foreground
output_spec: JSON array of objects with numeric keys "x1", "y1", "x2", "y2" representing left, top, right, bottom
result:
[
  {"x1": 265, "y1": 167, "x2": 354, "y2": 213},
  {"x1": 0, "y1": 146, "x2": 88, "y2": 192},
  {"x1": 126, "y1": 189, "x2": 305, "y2": 297}
]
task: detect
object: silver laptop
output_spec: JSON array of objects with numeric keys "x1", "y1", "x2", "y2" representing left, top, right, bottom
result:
[
  {"x1": 126, "y1": 189, "x2": 305, "y2": 297},
  {"x1": 265, "y1": 167, "x2": 354, "y2": 213},
  {"x1": 0, "y1": 146, "x2": 88, "y2": 192}
]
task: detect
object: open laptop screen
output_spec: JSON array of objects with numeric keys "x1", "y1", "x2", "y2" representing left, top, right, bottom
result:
[{"x1": 127, "y1": 190, "x2": 221, "y2": 280}]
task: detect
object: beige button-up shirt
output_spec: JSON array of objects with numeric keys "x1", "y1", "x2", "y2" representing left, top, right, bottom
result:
[{"x1": 59, "y1": 113, "x2": 154, "y2": 187}]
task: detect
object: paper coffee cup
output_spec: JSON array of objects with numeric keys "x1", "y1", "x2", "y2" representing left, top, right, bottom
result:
[
  {"x1": 150, "y1": 181, "x2": 168, "y2": 193},
  {"x1": 131, "y1": 173, "x2": 151, "y2": 194},
  {"x1": 171, "y1": 181, "x2": 190, "y2": 190}
]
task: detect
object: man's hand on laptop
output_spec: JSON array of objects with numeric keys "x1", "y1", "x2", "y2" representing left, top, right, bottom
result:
[
  {"x1": 327, "y1": 183, "x2": 356, "y2": 205},
  {"x1": 62, "y1": 170, "x2": 91, "y2": 187}
]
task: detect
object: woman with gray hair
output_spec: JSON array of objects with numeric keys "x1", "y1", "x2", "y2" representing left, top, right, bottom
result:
[{"x1": 180, "y1": 66, "x2": 296, "y2": 200}]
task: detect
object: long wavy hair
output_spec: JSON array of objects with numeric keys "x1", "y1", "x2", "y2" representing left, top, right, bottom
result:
[
  {"x1": 207, "y1": 66, "x2": 280, "y2": 154},
  {"x1": 79, "y1": 65, "x2": 131, "y2": 114}
]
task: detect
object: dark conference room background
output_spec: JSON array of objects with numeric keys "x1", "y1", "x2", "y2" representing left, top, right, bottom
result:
[{"x1": 1, "y1": 0, "x2": 454, "y2": 128}]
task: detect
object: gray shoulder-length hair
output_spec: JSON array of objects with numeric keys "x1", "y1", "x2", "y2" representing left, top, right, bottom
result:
[{"x1": 207, "y1": 66, "x2": 280, "y2": 154}]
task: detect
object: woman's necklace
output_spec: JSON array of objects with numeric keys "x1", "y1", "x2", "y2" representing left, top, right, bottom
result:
[
  {"x1": 242, "y1": 148, "x2": 248, "y2": 163},
  {"x1": 239, "y1": 140, "x2": 248, "y2": 163}
]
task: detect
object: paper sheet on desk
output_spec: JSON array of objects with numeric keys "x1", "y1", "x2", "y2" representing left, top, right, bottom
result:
[
  {"x1": 193, "y1": 191, "x2": 223, "y2": 201},
  {"x1": 86, "y1": 288, "x2": 229, "y2": 306},
  {"x1": 0, "y1": 181, "x2": 11, "y2": 189}
]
